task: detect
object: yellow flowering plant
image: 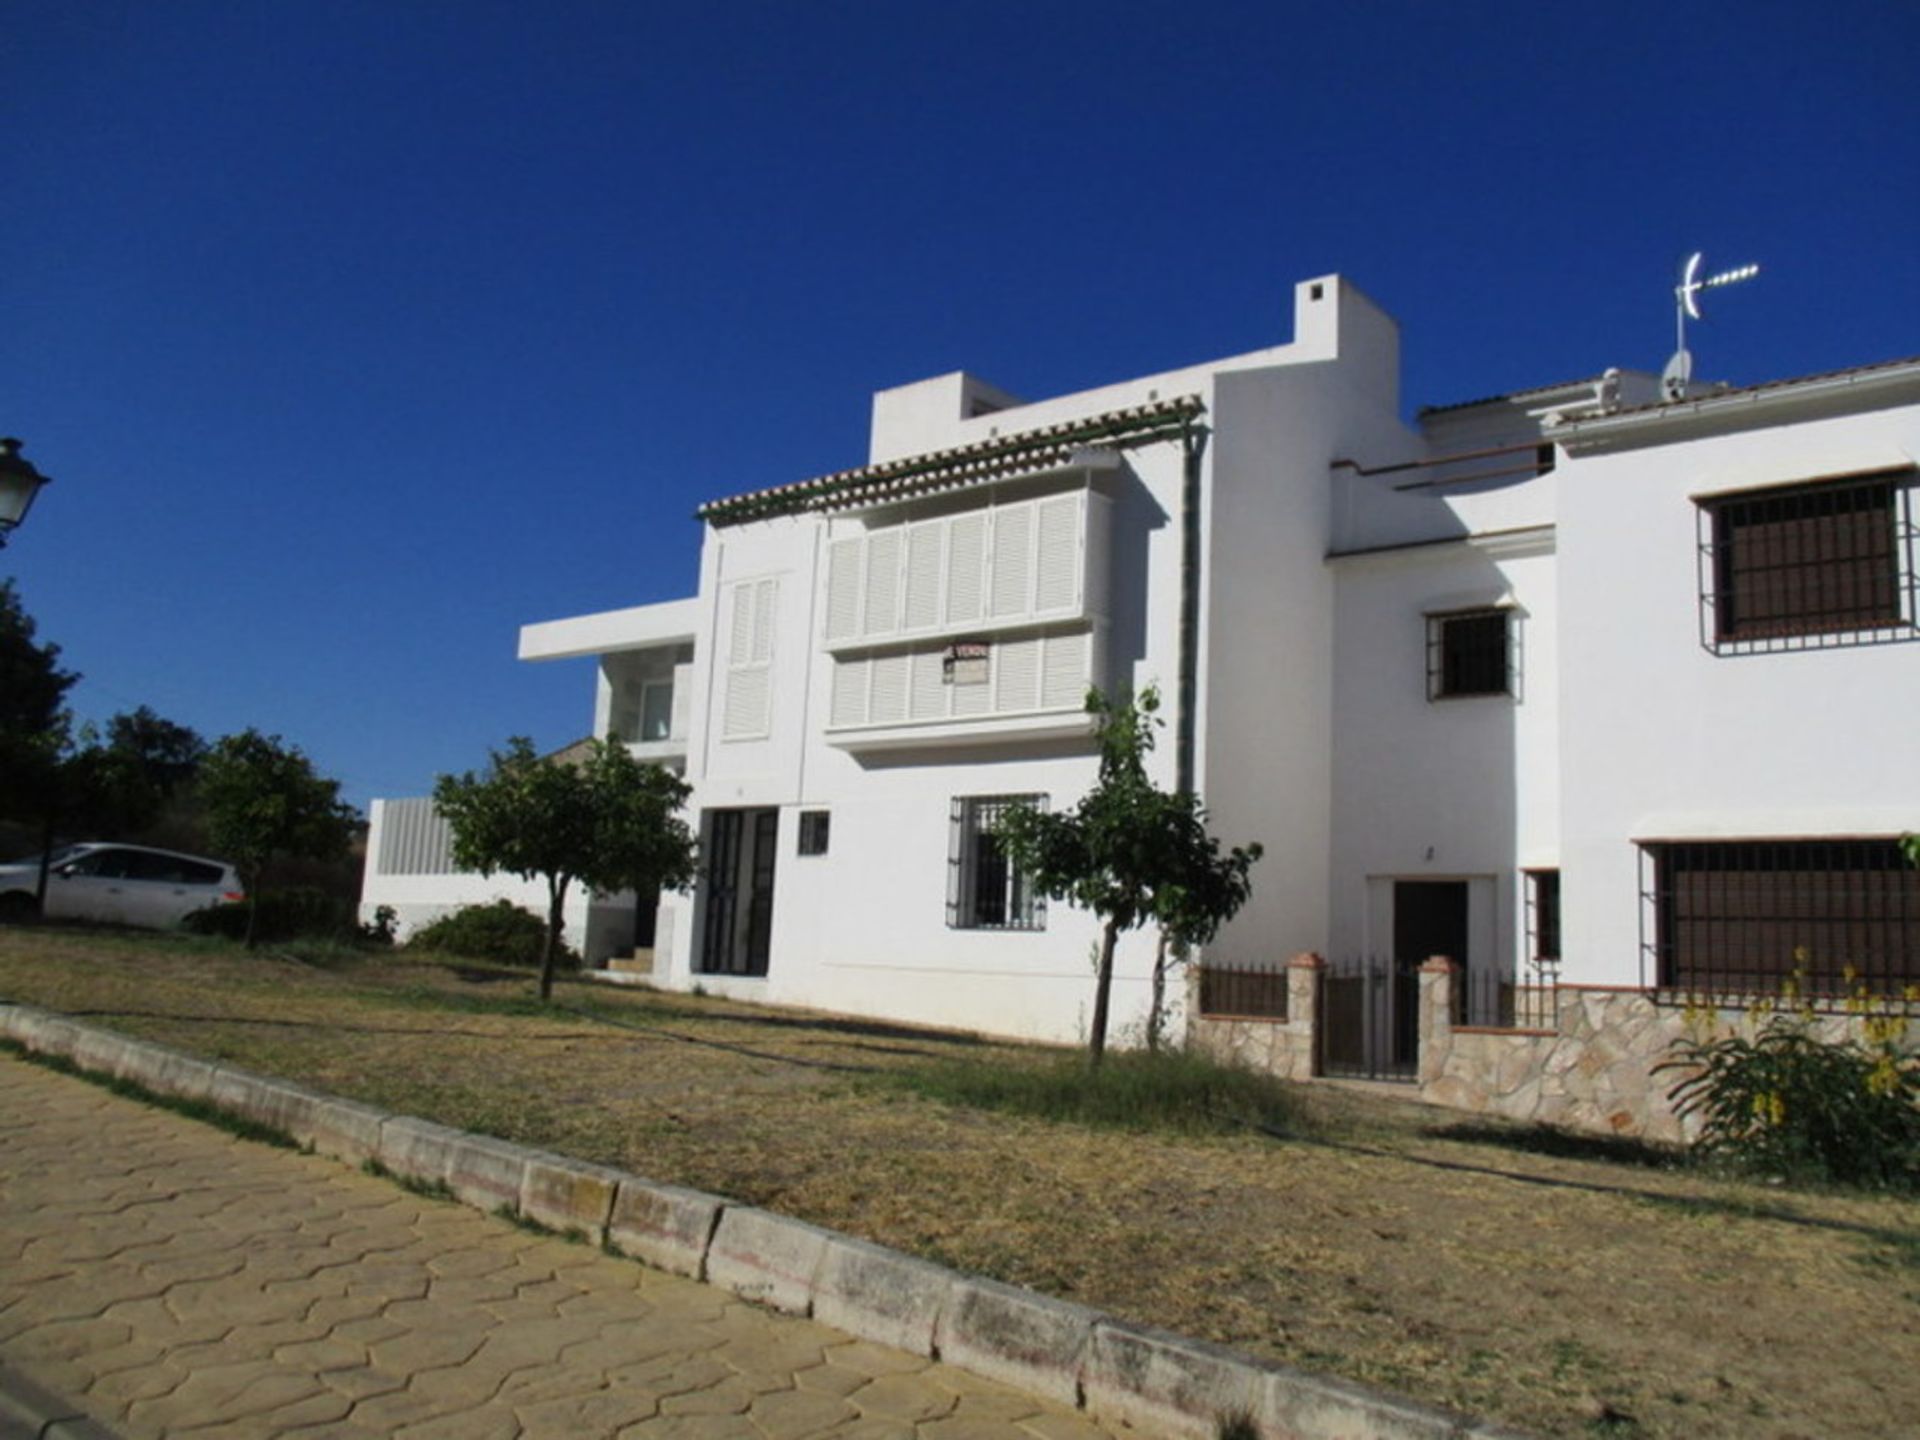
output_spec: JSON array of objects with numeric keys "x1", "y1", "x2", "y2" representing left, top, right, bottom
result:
[{"x1": 1659, "y1": 974, "x2": 1919, "y2": 1191}]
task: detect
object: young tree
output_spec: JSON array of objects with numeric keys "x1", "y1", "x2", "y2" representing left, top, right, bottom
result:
[
  {"x1": 997, "y1": 687, "x2": 1262, "y2": 1067},
  {"x1": 433, "y1": 736, "x2": 697, "y2": 1001},
  {"x1": 199, "y1": 729, "x2": 355, "y2": 948}
]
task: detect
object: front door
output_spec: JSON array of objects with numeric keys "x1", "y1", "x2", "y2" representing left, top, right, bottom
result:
[
  {"x1": 1393, "y1": 880, "x2": 1469, "y2": 1060},
  {"x1": 699, "y1": 807, "x2": 778, "y2": 976}
]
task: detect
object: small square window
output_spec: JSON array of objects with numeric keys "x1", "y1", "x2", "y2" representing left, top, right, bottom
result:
[
  {"x1": 946, "y1": 795, "x2": 1046, "y2": 931},
  {"x1": 1427, "y1": 609, "x2": 1510, "y2": 699},
  {"x1": 797, "y1": 810, "x2": 830, "y2": 856}
]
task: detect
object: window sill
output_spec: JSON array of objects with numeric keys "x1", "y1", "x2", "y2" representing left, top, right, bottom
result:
[{"x1": 825, "y1": 708, "x2": 1095, "y2": 754}]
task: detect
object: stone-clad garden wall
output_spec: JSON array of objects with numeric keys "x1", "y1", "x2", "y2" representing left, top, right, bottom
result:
[
  {"x1": 1416, "y1": 961, "x2": 1693, "y2": 1142},
  {"x1": 1194, "y1": 955, "x2": 1915, "y2": 1144}
]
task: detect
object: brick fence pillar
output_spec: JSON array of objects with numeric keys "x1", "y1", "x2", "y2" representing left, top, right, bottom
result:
[
  {"x1": 1287, "y1": 952, "x2": 1325, "y2": 1080},
  {"x1": 1418, "y1": 955, "x2": 1457, "y2": 1088}
]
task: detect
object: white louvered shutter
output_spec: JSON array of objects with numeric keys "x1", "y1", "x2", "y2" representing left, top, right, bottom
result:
[
  {"x1": 722, "y1": 578, "x2": 776, "y2": 740},
  {"x1": 830, "y1": 655, "x2": 868, "y2": 728},
  {"x1": 903, "y1": 522, "x2": 943, "y2": 631},
  {"x1": 824, "y1": 537, "x2": 862, "y2": 642},
  {"x1": 1041, "y1": 630, "x2": 1089, "y2": 710},
  {"x1": 990, "y1": 501, "x2": 1034, "y2": 619},
  {"x1": 995, "y1": 635, "x2": 1041, "y2": 712},
  {"x1": 863, "y1": 528, "x2": 902, "y2": 639},
  {"x1": 1034, "y1": 493, "x2": 1082, "y2": 613},
  {"x1": 910, "y1": 649, "x2": 947, "y2": 720},
  {"x1": 869, "y1": 653, "x2": 909, "y2": 723},
  {"x1": 945, "y1": 512, "x2": 986, "y2": 625}
]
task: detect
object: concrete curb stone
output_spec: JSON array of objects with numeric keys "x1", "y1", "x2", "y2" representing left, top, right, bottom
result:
[
  {"x1": 376, "y1": 1113, "x2": 469, "y2": 1189},
  {"x1": 934, "y1": 1274, "x2": 1099, "y2": 1410},
  {"x1": 606, "y1": 1177, "x2": 724, "y2": 1278},
  {"x1": 810, "y1": 1231, "x2": 955, "y2": 1356},
  {"x1": 295, "y1": 1094, "x2": 390, "y2": 1165},
  {"x1": 110, "y1": 1037, "x2": 221, "y2": 1103},
  {"x1": 207, "y1": 1069, "x2": 326, "y2": 1137},
  {"x1": 442, "y1": 1132, "x2": 536, "y2": 1215},
  {"x1": 0, "y1": 1360, "x2": 124, "y2": 1440},
  {"x1": 520, "y1": 1152, "x2": 627, "y2": 1241},
  {"x1": 1255, "y1": 1360, "x2": 1476, "y2": 1440},
  {"x1": 0, "y1": 1003, "x2": 83, "y2": 1058},
  {"x1": 65, "y1": 1026, "x2": 147, "y2": 1083},
  {"x1": 705, "y1": 1205, "x2": 836, "y2": 1316},
  {"x1": 1083, "y1": 1319, "x2": 1269, "y2": 1439},
  {"x1": 1, "y1": 1004, "x2": 1534, "y2": 1440}
]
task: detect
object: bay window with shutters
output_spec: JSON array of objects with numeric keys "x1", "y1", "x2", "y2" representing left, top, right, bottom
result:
[
  {"x1": 948, "y1": 795, "x2": 1047, "y2": 931},
  {"x1": 822, "y1": 488, "x2": 1111, "y2": 743},
  {"x1": 1697, "y1": 468, "x2": 1916, "y2": 654}
]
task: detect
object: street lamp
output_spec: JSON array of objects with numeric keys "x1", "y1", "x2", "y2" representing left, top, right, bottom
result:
[{"x1": 0, "y1": 438, "x2": 53, "y2": 547}]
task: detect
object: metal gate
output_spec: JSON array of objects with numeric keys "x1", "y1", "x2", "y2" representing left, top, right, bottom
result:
[{"x1": 1322, "y1": 955, "x2": 1418, "y2": 1081}]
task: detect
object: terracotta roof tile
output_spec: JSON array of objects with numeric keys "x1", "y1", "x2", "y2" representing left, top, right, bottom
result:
[{"x1": 698, "y1": 395, "x2": 1205, "y2": 525}]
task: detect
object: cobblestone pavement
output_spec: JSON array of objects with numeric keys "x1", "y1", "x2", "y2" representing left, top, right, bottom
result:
[{"x1": 0, "y1": 1058, "x2": 1117, "y2": 1439}]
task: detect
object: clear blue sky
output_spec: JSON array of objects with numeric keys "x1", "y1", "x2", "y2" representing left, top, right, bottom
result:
[{"x1": 6, "y1": 1, "x2": 1916, "y2": 811}]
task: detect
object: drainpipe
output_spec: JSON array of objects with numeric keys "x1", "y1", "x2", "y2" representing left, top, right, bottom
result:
[{"x1": 1175, "y1": 418, "x2": 1208, "y2": 798}]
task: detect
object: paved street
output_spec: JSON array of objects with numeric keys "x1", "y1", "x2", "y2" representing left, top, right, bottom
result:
[{"x1": 0, "y1": 1057, "x2": 1114, "y2": 1439}]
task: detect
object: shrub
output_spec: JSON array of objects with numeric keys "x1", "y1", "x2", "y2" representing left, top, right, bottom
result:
[
  {"x1": 182, "y1": 886, "x2": 359, "y2": 945},
  {"x1": 1661, "y1": 993, "x2": 1920, "y2": 1191},
  {"x1": 406, "y1": 900, "x2": 579, "y2": 971}
]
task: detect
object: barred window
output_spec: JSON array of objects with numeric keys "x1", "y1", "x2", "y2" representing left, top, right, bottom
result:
[
  {"x1": 797, "y1": 810, "x2": 830, "y2": 856},
  {"x1": 947, "y1": 795, "x2": 1046, "y2": 931},
  {"x1": 1427, "y1": 609, "x2": 1511, "y2": 699},
  {"x1": 1641, "y1": 839, "x2": 1920, "y2": 1001},
  {"x1": 1699, "y1": 471, "x2": 1915, "y2": 653},
  {"x1": 1526, "y1": 869, "x2": 1561, "y2": 965}
]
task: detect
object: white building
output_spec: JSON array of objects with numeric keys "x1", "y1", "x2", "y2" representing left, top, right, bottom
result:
[{"x1": 364, "y1": 274, "x2": 1919, "y2": 1125}]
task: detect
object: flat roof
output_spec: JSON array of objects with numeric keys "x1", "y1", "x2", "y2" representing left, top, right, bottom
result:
[{"x1": 518, "y1": 597, "x2": 700, "y2": 662}]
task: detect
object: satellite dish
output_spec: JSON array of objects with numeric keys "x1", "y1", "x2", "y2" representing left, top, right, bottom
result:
[
  {"x1": 1665, "y1": 251, "x2": 1760, "y2": 402},
  {"x1": 1661, "y1": 348, "x2": 1694, "y2": 403}
]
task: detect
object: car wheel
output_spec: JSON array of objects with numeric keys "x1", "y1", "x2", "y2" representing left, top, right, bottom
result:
[{"x1": 0, "y1": 891, "x2": 39, "y2": 925}]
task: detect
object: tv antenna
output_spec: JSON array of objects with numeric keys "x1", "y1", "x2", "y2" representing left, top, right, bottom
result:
[{"x1": 1664, "y1": 251, "x2": 1760, "y2": 401}]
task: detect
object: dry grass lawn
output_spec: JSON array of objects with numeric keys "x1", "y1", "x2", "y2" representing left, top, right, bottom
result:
[{"x1": 2, "y1": 926, "x2": 1916, "y2": 1439}]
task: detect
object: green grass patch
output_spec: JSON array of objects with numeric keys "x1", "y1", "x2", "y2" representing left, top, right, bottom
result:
[
  {"x1": 881, "y1": 1046, "x2": 1303, "y2": 1136},
  {"x1": 1, "y1": 1037, "x2": 300, "y2": 1150}
]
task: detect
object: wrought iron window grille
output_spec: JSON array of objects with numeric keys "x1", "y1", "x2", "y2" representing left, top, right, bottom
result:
[
  {"x1": 1638, "y1": 838, "x2": 1920, "y2": 1009},
  {"x1": 1696, "y1": 470, "x2": 1917, "y2": 655},
  {"x1": 1426, "y1": 608, "x2": 1518, "y2": 701},
  {"x1": 946, "y1": 794, "x2": 1047, "y2": 931}
]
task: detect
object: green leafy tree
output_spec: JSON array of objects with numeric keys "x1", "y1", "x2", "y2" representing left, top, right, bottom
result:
[
  {"x1": 997, "y1": 687, "x2": 1263, "y2": 1067},
  {"x1": 56, "y1": 708, "x2": 209, "y2": 842},
  {"x1": 0, "y1": 581, "x2": 79, "y2": 907},
  {"x1": 198, "y1": 729, "x2": 356, "y2": 948},
  {"x1": 433, "y1": 736, "x2": 697, "y2": 1001}
]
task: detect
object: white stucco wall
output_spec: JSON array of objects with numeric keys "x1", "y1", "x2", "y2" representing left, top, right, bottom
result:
[{"x1": 1554, "y1": 401, "x2": 1920, "y2": 988}]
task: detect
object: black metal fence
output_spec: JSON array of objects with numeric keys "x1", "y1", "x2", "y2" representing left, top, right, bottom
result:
[
  {"x1": 1197, "y1": 963, "x2": 1288, "y2": 1020},
  {"x1": 1455, "y1": 957, "x2": 1561, "y2": 1031},
  {"x1": 1323, "y1": 955, "x2": 1417, "y2": 1081}
]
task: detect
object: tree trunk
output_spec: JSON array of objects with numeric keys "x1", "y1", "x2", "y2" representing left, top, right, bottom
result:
[
  {"x1": 242, "y1": 865, "x2": 261, "y2": 949},
  {"x1": 1146, "y1": 929, "x2": 1169, "y2": 1053},
  {"x1": 539, "y1": 878, "x2": 568, "y2": 1002},
  {"x1": 1088, "y1": 918, "x2": 1120, "y2": 1068},
  {"x1": 32, "y1": 814, "x2": 54, "y2": 913}
]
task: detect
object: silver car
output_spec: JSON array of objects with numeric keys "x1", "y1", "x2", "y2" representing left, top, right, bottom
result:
[{"x1": 0, "y1": 843, "x2": 245, "y2": 929}]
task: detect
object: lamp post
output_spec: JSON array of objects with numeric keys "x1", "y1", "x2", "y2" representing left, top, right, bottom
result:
[{"x1": 0, "y1": 437, "x2": 53, "y2": 547}]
